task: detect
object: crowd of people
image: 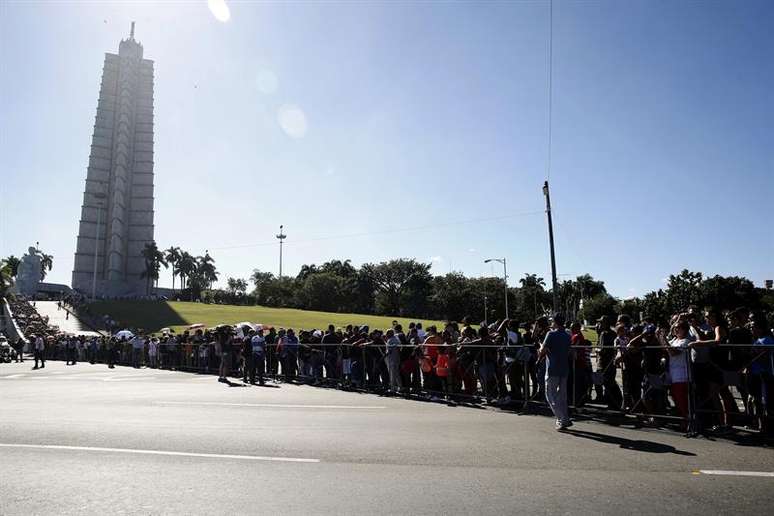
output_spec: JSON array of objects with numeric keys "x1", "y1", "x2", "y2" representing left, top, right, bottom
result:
[{"x1": 7, "y1": 296, "x2": 774, "y2": 436}]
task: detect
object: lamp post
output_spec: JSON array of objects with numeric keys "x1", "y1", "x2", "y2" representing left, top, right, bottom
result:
[
  {"x1": 484, "y1": 258, "x2": 508, "y2": 320},
  {"x1": 91, "y1": 191, "x2": 108, "y2": 302},
  {"x1": 276, "y1": 225, "x2": 286, "y2": 279}
]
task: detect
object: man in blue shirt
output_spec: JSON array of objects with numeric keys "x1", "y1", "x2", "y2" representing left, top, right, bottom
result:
[
  {"x1": 749, "y1": 318, "x2": 774, "y2": 437},
  {"x1": 538, "y1": 313, "x2": 572, "y2": 430},
  {"x1": 248, "y1": 329, "x2": 266, "y2": 385}
]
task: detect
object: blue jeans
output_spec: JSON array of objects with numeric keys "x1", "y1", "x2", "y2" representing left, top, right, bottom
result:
[{"x1": 545, "y1": 375, "x2": 569, "y2": 425}]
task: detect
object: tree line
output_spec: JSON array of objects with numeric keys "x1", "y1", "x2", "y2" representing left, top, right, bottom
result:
[
  {"x1": 2, "y1": 244, "x2": 772, "y2": 328},
  {"x1": 213, "y1": 260, "x2": 774, "y2": 327}
]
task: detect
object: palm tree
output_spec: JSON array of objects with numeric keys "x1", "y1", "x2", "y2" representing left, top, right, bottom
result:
[
  {"x1": 519, "y1": 273, "x2": 546, "y2": 318},
  {"x1": 140, "y1": 241, "x2": 167, "y2": 295},
  {"x1": 197, "y1": 253, "x2": 219, "y2": 289},
  {"x1": 164, "y1": 246, "x2": 182, "y2": 292},
  {"x1": 38, "y1": 252, "x2": 53, "y2": 281},
  {"x1": 177, "y1": 251, "x2": 197, "y2": 291}
]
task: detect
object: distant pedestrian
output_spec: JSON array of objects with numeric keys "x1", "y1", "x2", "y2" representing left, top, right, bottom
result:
[
  {"x1": 216, "y1": 327, "x2": 233, "y2": 383},
  {"x1": 33, "y1": 335, "x2": 45, "y2": 369},
  {"x1": 249, "y1": 329, "x2": 266, "y2": 385},
  {"x1": 14, "y1": 338, "x2": 24, "y2": 362},
  {"x1": 66, "y1": 337, "x2": 78, "y2": 365},
  {"x1": 384, "y1": 329, "x2": 402, "y2": 394},
  {"x1": 106, "y1": 338, "x2": 116, "y2": 369},
  {"x1": 539, "y1": 314, "x2": 572, "y2": 430},
  {"x1": 279, "y1": 329, "x2": 299, "y2": 381},
  {"x1": 148, "y1": 337, "x2": 159, "y2": 368},
  {"x1": 131, "y1": 334, "x2": 145, "y2": 368}
]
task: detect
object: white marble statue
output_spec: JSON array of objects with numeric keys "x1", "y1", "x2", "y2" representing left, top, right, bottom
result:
[{"x1": 15, "y1": 247, "x2": 41, "y2": 295}]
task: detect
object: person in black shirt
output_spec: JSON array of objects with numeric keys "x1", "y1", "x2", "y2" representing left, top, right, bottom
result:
[
  {"x1": 727, "y1": 308, "x2": 752, "y2": 413},
  {"x1": 241, "y1": 332, "x2": 253, "y2": 383},
  {"x1": 216, "y1": 327, "x2": 232, "y2": 383},
  {"x1": 629, "y1": 323, "x2": 667, "y2": 419},
  {"x1": 265, "y1": 328, "x2": 277, "y2": 377},
  {"x1": 321, "y1": 325, "x2": 341, "y2": 382},
  {"x1": 596, "y1": 316, "x2": 622, "y2": 410}
]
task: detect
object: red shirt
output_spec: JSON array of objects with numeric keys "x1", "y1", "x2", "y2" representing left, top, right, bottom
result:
[{"x1": 571, "y1": 333, "x2": 588, "y2": 368}]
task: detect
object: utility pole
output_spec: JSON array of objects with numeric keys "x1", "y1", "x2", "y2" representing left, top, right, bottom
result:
[
  {"x1": 276, "y1": 225, "x2": 286, "y2": 279},
  {"x1": 542, "y1": 181, "x2": 559, "y2": 314}
]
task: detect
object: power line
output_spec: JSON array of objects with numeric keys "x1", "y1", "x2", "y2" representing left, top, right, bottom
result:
[
  {"x1": 209, "y1": 210, "x2": 544, "y2": 252},
  {"x1": 547, "y1": 0, "x2": 554, "y2": 183}
]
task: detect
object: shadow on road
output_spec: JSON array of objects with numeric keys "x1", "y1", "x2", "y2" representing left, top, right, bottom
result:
[
  {"x1": 222, "y1": 379, "x2": 247, "y2": 387},
  {"x1": 563, "y1": 428, "x2": 696, "y2": 456}
]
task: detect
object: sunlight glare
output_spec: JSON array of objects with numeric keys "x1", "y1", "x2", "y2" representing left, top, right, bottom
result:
[{"x1": 208, "y1": 0, "x2": 231, "y2": 23}]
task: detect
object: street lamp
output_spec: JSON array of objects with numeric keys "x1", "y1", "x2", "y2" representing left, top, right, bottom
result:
[
  {"x1": 276, "y1": 225, "x2": 286, "y2": 279},
  {"x1": 91, "y1": 190, "x2": 108, "y2": 302},
  {"x1": 484, "y1": 258, "x2": 508, "y2": 320}
]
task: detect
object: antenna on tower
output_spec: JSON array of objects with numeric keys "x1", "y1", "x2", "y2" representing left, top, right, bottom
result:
[{"x1": 130, "y1": 21, "x2": 135, "y2": 39}]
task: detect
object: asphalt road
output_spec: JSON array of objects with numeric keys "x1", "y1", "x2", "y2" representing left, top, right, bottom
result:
[{"x1": 1, "y1": 360, "x2": 772, "y2": 515}]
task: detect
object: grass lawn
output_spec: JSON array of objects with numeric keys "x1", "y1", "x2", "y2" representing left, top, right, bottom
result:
[{"x1": 87, "y1": 301, "x2": 447, "y2": 334}]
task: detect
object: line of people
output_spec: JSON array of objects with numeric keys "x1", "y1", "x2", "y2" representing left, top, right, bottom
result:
[{"x1": 15, "y1": 299, "x2": 774, "y2": 437}]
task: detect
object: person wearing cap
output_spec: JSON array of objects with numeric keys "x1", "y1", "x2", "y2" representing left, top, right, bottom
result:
[{"x1": 538, "y1": 313, "x2": 573, "y2": 430}]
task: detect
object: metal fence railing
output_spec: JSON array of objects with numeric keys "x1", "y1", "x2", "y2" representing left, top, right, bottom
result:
[{"x1": 32, "y1": 340, "x2": 773, "y2": 438}]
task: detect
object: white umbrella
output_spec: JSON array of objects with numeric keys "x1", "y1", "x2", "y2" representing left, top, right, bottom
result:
[
  {"x1": 115, "y1": 330, "x2": 134, "y2": 340},
  {"x1": 234, "y1": 322, "x2": 256, "y2": 338}
]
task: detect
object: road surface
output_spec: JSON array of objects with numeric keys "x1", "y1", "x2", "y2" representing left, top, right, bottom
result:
[{"x1": 1, "y1": 360, "x2": 772, "y2": 515}]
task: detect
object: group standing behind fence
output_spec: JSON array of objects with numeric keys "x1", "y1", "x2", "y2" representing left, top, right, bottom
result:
[{"x1": 15, "y1": 303, "x2": 774, "y2": 437}]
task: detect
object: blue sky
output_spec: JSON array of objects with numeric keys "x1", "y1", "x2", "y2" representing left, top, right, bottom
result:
[{"x1": 1, "y1": 0, "x2": 772, "y2": 298}]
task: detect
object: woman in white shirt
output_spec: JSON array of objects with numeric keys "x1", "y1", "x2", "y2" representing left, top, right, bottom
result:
[{"x1": 658, "y1": 321, "x2": 692, "y2": 429}]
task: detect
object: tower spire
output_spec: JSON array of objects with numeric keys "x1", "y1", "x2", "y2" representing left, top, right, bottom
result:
[{"x1": 130, "y1": 21, "x2": 135, "y2": 40}]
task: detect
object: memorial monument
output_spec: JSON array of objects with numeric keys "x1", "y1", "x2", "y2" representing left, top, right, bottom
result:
[
  {"x1": 14, "y1": 247, "x2": 42, "y2": 296},
  {"x1": 71, "y1": 23, "x2": 155, "y2": 298}
]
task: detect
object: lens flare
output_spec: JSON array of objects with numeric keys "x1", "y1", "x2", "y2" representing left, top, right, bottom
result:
[
  {"x1": 208, "y1": 0, "x2": 231, "y2": 23},
  {"x1": 277, "y1": 104, "x2": 308, "y2": 139},
  {"x1": 255, "y1": 69, "x2": 278, "y2": 94}
]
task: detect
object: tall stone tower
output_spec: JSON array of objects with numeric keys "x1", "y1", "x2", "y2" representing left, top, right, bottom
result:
[{"x1": 72, "y1": 23, "x2": 155, "y2": 298}]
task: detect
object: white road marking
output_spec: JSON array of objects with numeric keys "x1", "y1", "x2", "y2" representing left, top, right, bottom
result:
[
  {"x1": 0, "y1": 443, "x2": 319, "y2": 463},
  {"x1": 697, "y1": 470, "x2": 774, "y2": 478},
  {"x1": 103, "y1": 375, "x2": 161, "y2": 382},
  {"x1": 0, "y1": 374, "x2": 26, "y2": 379},
  {"x1": 155, "y1": 401, "x2": 387, "y2": 410}
]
